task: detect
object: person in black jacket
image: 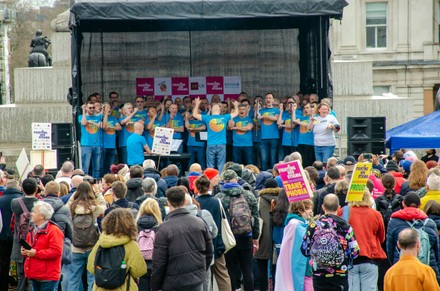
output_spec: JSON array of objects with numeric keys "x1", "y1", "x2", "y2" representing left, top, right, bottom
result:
[
  {"x1": 126, "y1": 165, "x2": 144, "y2": 202},
  {"x1": 151, "y1": 186, "x2": 213, "y2": 291}
]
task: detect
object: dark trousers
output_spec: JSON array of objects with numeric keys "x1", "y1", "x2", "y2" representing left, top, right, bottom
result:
[
  {"x1": 313, "y1": 275, "x2": 348, "y2": 291},
  {"x1": 102, "y1": 148, "x2": 116, "y2": 176},
  {"x1": 0, "y1": 239, "x2": 13, "y2": 291},
  {"x1": 298, "y1": 144, "x2": 316, "y2": 167},
  {"x1": 233, "y1": 146, "x2": 254, "y2": 165},
  {"x1": 139, "y1": 265, "x2": 152, "y2": 291},
  {"x1": 225, "y1": 236, "x2": 254, "y2": 291},
  {"x1": 256, "y1": 258, "x2": 268, "y2": 291}
]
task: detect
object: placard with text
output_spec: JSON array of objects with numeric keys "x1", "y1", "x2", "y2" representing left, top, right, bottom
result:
[
  {"x1": 346, "y1": 162, "x2": 373, "y2": 202},
  {"x1": 278, "y1": 160, "x2": 313, "y2": 203}
]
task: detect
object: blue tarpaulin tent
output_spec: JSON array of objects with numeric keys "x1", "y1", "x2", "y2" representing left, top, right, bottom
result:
[{"x1": 386, "y1": 110, "x2": 440, "y2": 153}]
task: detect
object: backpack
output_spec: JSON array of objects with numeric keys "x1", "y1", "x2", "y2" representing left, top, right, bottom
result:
[
  {"x1": 94, "y1": 245, "x2": 129, "y2": 289},
  {"x1": 17, "y1": 198, "x2": 31, "y2": 241},
  {"x1": 137, "y1": 229, "x2": 156, "y2": 261},
  {"x1": 310, "y1": 220, "x2": 345, "y2": 268},
  {"x1": 404, "y1": 219, "x2": 431, "y2": 265},
  {"x1": 72, "y1": 213, "x2": 99, "y2": 248},
  {"x1": 229, "y1": 194, "x2": 252, "y2": 236}
]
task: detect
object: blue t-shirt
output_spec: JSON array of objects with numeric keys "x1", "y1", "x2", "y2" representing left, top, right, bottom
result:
[
  {"x1": 281, "y1": 111, "x2": 299, "y2": 147},
  {"x1": 103, "y1": 116, "x2": 119, "y2": 149},
  {"x1": 145, "y1": 118, "x2": 164, "y2": 149},
  {"x1": 187, "y1": 119, "x2": 205, "y2": 147},
  {"x1": 133, "y1": 110, "x2": 148, "y2": 123},
  {"x1": 127, "y1": 133, "x2": 147, "y2": 166},
  {"x1": 118, "y1": 115, "x2": 143, "y2": 147},
  {"x1": 110, "y1": 106, "x2": 121, "y2": 118},
  {"x1": 298, "y1": 116, "x2": 314, "y2": 146},
  {"x1": 78, "y1": 114, "x2": 102, "y2": 147},
  {"x1": 259, "y1": 108, "x2": 280, "y2": 139},
  {"x1": 201, "y1": 114, "x2": 231, "y2": 145},
  {"x1": 232, "y1": 116, "x2": 253, "y2": 147},
  {"x1": 166, "y1": 114, "x2": 184, "y2": 139}
]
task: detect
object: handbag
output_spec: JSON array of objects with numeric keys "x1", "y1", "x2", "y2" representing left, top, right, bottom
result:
[{"x1": 218, "y1": 198, "x2": 236, "y2": 253}]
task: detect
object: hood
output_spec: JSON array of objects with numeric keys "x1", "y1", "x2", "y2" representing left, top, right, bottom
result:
[
  {"x1": 391, "y1": 172, "x2": 404, "y2": 178},
  {"x1": 126, "y1": 177, "x2": 143, "y2": 189},
  {"x1": 241, "y1": 168, "x2": 256, "y2": 187},
  {"x1": 143, "y1": 168, "x2": 161, "y2": 181},
  {"x1": 184, "y1": 204, "x2": 198, "y2": 216},
  {"x1": 98, "y1": 233, "x2": 131, "y2": 248},
  {"x1": 391, "y1": 207, "x2": 428, "y2": 221},
  {"x1": 258, "y1": 187, "x2": 281, "y2": 202},
  {"x1": 43, "y1": 197, "x2": 64, "y2": 212},
  {"x1": 3, "y1": 188, "x2": 23, "y2": 196},
  {"x1": 255, "y1": 171, "x2": 273, "y2": 191},
  {"x1": 285, "y1": 213, "x2": 305, "y2": 225},
  {"x1": 137, "y1": 214, "x2": 158, "y2": 230},
  {"x1": 163, "y1": 176, "x2": 178, "y2": 183},
  {"x1": 188, "y1": 172, "x2": 201, "y2": 177}
]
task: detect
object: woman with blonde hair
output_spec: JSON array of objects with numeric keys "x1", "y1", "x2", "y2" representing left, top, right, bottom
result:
[
  {"x1": 136, "y1": 198, "x2": 162, "y2": 291},
  {"x1": 275, "y1": 199, "x2": 314, "y2": 291},
  {"x1": 87, "y1": 208, "x2": 147, "y2": 291},
  {"x1": 400, "y1": 160, "x2": 429, "y2": 196},
  {"x1": 340, "y1": 189, "x2": 386, "y2": 291}
]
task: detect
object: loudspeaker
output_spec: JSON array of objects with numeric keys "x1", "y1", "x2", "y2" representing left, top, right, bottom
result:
[
  {"x1": 52, "y1": 123, "x2": 72, "y2": 147},
  {"x1": 347, "y1": 117, "x2": 386, "y2": 141},
  {"x1": 347, "y1": 141, "x2": 386, "y2": 157},
  {"x1": 53, "y1": 147, "x2": 72, "y2": 170}
]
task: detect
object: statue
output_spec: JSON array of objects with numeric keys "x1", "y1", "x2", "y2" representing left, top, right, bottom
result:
[{"x1": 28, "y1": 30, "x2": 52, "y2": 67}]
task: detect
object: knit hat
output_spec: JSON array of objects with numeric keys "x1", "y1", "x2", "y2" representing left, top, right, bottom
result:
[
  {"x1": 204, "y1": 168, "x2": 219, "y2": 180},
  {"x1": 403, "y1": 192, "x2": 421, "y2": 208},
  {"x1": 399, "y1": 160, "x2": 413, "y2": 173},
  {"x1": 110, "y1": 163, "x2": 128, "y2": 175},
  {"x1": 264, "y1": 178, "x2": 278, "y2": 189},
  {"x1": 385, "y1": 160, "x2": 399, "y2": 172},
  {"x1": 222, "y1": 170, "x2": 238, "y2": 182}
]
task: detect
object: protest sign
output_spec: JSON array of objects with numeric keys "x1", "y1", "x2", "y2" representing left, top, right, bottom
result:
[
  {"x1": 278, "y1": 160, "x2": 313, "y2": 203},
  {"x1": 32, "y1": 123, "x2": 52, "y2": 150},
  {"x1": 346, "y1": 162, "x2": 373, "y2": 202},
  {"x1": 152, "y1": 127, "x2": 174, "y2": 155}
]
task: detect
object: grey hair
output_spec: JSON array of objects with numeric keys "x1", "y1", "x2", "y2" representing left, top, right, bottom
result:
[
  {"x1": 61, "y1": 161, "x2": 74, "y2": 174},
  {"x1": 6, "y1": 179, "x2": 19, "y2": 189},
  {"x1": 289, "y1": 151, "x2": 302, "y2": 165},
  {"x1": 142, "y1": 177, "x2": 157, "y2": 194},
  {"x1": 34, "y1": 201, "x2": 54, "y2": 220},
  {"x1": 143, "y1": 159, "x2": 156, "y2": 169}
]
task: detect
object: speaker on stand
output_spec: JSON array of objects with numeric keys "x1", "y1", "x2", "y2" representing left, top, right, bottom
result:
[
  {"x1": 51, "y1": 123, "x2": 73, "y2": 170},
  {"x1": 347, "y1": 117, "x2": 386, "y2": 159}
]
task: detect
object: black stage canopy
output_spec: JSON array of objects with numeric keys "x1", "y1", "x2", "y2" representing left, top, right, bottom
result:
[{"x1": 69, "y1": 0, "x2": 348, "y2": 165}]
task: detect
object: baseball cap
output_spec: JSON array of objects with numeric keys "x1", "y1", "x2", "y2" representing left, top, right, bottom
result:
[
  {"x1": 343, "y1": 156, "x2": 356, "y2": 166},
  {"x1": 222, "y1": 170, "x2": 238, "y2": 182}
]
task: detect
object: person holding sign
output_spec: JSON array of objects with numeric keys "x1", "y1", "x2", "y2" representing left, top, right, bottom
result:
[
  {"x1": 193, "y1": 97, "x2": 239, "y2": 172},
  {"x1": 307, "y1": 103, "x2": 340, "y2": 165},
  {"x1": 127, "y1": 122, "x2": 152, "y2": 167}
]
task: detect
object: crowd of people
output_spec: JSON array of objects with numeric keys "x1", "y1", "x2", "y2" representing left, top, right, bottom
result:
[
  {"x1": 0, "y1": 144, "x2": 439, "y2": 290},
  {"x1": 77, "y1": 91, "x2": 339, "y2": 178}
]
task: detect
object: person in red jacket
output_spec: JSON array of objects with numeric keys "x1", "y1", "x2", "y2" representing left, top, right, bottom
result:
[
  {"x1": 21, "y1": 200, "x2": 64, "y2": 291},
  {"x1": 340, "y1": 189, "x2": 387, "y2": 291},
  {"x1": 385, "y1": 160, "x2": 406, "y2": 194}
]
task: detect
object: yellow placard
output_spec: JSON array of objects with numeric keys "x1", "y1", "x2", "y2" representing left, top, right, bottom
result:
[{"x1": 346, "y1": 162, "x2": 373, "y2": 202}]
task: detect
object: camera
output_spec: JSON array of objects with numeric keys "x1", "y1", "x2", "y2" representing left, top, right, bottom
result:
[{"x1": 362, "y1": 153, "x2": 373, "y2": 160}]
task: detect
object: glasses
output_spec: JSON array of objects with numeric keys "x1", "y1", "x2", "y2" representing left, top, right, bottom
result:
[{"x1": 88, "y1": 107, "x2": 95, "y2": 109}]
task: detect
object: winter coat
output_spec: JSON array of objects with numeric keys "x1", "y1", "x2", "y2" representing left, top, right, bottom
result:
[
  {"x1": 87, "y1": 233, "x2": 147, "y2": 291},
  {"x1": 255, "y1": 171, "x2": 273, "y2": 192},
  {"x1": 151, "y1": 208, "x2": 213, "y2": 291},
  {"x1": 215, "y1": 183, "x2": 260, "y2": 239},
  {"x1": 390, "y1": 172, "x2": 406, "y2": 194},
  {"x1": 241, "y1": 168, "x2": 257, "y2": 189},
  {"x1": 126, "y1": 178, "x2": 144, "y2": 202},
  {"x1": 421, "y1": 190, "x2": 440, "y2": 210},
  {"x1": 185, "y1": 204, "x2": 218, "y2": 239},
  {"x1": 316, "y1": 183, "x2": 337, "y2": 215},
  {"x1": 24, "y1": 221, "x2": 64, "y2": 281},
  {"x1": 10, "y1": 196, "x2": 39, "y2": 262},
  {"x1": 0, "y1": 187, "x2": 23, "y2": 240},
  {"x1": 375, "y1": 192, "x2": 403, "y2": 229},
  {"x1": 43, "y1": 195, "x2": 73, "y2": 241},
  {"x1": 163, "y1": 175, "x2": 178, "y2": 189},
  {"x1": 428, "y1": 214, "x2": 440, "y2": 232},
  {"x1": 387, "y1": 207, "x2": 439, "y2": 276},
  {"x1": 143, "y1": 168, "x2": 167, "y2": 198},
  {"x1": 255, "y1": 187, "x2": 281, "y2": 260}
]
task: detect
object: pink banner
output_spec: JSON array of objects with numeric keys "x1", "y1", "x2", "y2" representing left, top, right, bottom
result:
[
  {"x1": 171, "y1": 77, "x2": 189, "y2": 95},
  {"x1": 206, "y1": 77, "x2": 224, "y2": 94},
  {"x1": 136, "y1": 78, "x2": 154, "y2": 96},
  {"x1": 277, "y1": 161, "x2": 313, "y2": 203}
]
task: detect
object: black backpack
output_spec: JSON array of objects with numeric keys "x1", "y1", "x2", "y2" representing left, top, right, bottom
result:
[{"x1": 94, "y1": 245, "x2": 130, "y2": 289}]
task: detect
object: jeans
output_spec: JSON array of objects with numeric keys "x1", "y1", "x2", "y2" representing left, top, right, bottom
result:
[
  {"x1": 225, "y1": 236, "x2": 254, "y2": 291},
  {"x1": 253, "y1": 142, "x2": 261, "y2": 169},
  {"x1": 260, "y1": 139, "x2": 279, "y2": 171},
  {"x1": 188, "y1": 146, "x2": 206, "y2": 170},
  {"x1": 206, "y1": 145, "x2": 226, "y2": 171},
  {"x1": 232, "y1": 146, "x2": 254, "y2": 165},
  {"x1": 81, "y1": 146, "x2": 102, "y2": 178},
  {"x1": 67, "y1": 251, "x2": 94, "y2": 291},
  {"x1": 31, "y1": 280, "x2": 59, "y2": 291},
  {"x1": 314, "y1": 145, "x2": 335, "y2": 164},
  {"x1": 348, "y1": 263, "x2": 379, "y2": 291},
  {"x1": 102, "y1": 148, "x2": 116, "y2": 175}
]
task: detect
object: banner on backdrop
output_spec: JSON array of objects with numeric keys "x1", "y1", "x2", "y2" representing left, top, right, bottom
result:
[
  {"x1": 136, "y1": 76, "x2": 241, "y2": 101},
  {"x1": 278, "y1": 160, "x2": 313, "y2": 203},
  {"x1": 152, "y1": 127, "x2": 174, "y2": 155},
  {"x1": 32, "y1": 123, "x2": 52, "y2": 150},
  {"x1": 346, "y1": 162, "x2": 373, "y2": 202}
]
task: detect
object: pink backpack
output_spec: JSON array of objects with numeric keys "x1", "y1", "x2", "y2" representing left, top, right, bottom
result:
[{"x1": 137, "y1": 229, "x2": 156, "y2": 260}]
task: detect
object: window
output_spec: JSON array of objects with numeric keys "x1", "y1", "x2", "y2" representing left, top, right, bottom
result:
[
  {"x1": 366, "y1": 2, "x2": 387, "y2": 48},
  {"x1": 373, "y1": 86, "x2": 391, "y2": 96}
]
